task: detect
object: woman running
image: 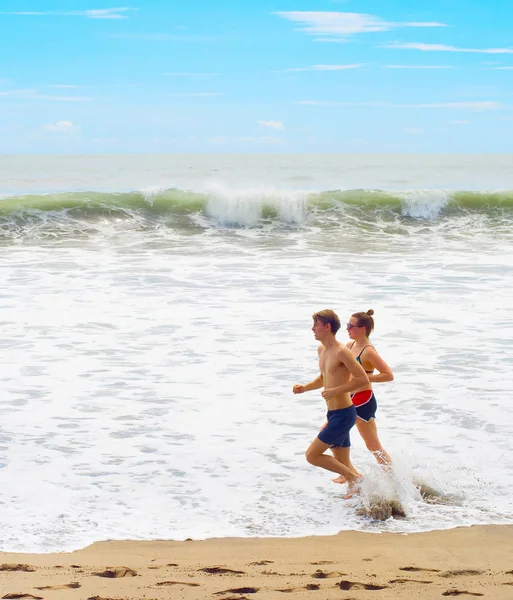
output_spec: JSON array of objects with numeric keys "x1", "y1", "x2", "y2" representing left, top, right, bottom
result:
[{"x1": 333, "y1": 309, "x2": 394, "y2": 483}]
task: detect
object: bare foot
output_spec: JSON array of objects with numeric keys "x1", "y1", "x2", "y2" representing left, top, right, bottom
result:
[
  {"x1": 333, "y1": 471, "x2": 362, "y2": 485},
  {"x1": 344, "y1": 477, "x2": 363, "y2": 500},
  {"x1": 332, "y1": 475, "x2": 347, "y2": 485}
]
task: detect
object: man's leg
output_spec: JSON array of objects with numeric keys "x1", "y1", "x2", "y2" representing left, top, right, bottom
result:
[
  {"x1": 306, "y1": 437, "x2": 360, "y2": 482},
  {"x1": 331, "y1": 447, "x2": 361, "y2": 484}
]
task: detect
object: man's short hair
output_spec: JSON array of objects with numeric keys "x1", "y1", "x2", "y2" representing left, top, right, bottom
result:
[{"x1": 312, "y1": 309, "x2": 341, "y2": 335}]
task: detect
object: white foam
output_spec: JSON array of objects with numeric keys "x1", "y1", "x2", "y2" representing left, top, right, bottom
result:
[
  {"x1": 399, "y1": 189, "x2": 451, "y2": 219},
  {"x1": 204, "y1": 182, "x2": 308, "y2": 226}
]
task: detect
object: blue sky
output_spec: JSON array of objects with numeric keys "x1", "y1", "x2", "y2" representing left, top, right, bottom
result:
[{"x1": 1, "y1": 0, "x2": 513, "y2": 153}]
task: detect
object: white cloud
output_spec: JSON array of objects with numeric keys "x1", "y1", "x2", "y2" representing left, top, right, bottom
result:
[
  {"x1": 385, "y1": 42, "x2": 513, "y2": 54},
  {"x1": 84, "y1": 9, "x2": 134, "y2": 19},
  {"x1": 239, "y1": 136, "x2": 283, "y2": 144},
  {"x1": 274, "y1": 11, "x2": 446, "y2": 37},
  {"x1": 36, "y1": 94, "x2": 91, "y2": 102},
  {"x1": 0, "y1": 88, "x2": 90, "y2": 101},
  {"x1": 0, "y1": 89, "x2": 35, "y2": 97},
  {"x1": 298, "y1": 100, "x2": 500, "y2": 110},
  {"x1": 257, "y1": 120, "x2": 285, "y2": 130},
  {"x1": 47, "y1": 84, "x2": 88, "y2": 89},
  {"x1": 312, "y1": 38, "x2": 350, "y2": 43},
  {"x1": 492, "y1": 66, "x2": 513, "y2": 70},
  {"x1": 42, "y1": 121, "x2": 79, "y2": 134},
  {"x1": 386, "y1": 65, "x2": 454, "y2": 69},
  {"x1": 284, "y1": 64, "x2": 364, "y2": 72},
  {"x1": 0, "y1": 8, "x2": 135, "y2": 19}
]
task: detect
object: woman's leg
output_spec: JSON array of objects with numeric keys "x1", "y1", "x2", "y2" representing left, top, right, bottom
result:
[{"x1": 356, "y1": 418, "x2": 392, "y2": 467}]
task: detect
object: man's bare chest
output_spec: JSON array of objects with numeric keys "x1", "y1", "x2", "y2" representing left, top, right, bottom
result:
[{"x1": 319, "y1": 353, "x2": 346, "y2": 377}]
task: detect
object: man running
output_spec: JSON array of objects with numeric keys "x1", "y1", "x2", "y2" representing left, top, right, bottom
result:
[{"x1": 293, "y1": 309, "x2": 369, "y2": 498}]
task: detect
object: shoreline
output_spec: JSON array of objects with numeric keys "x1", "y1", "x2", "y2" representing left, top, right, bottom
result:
[{"x1": 1, "y1": 525, "x2": 512, "y2": 599}]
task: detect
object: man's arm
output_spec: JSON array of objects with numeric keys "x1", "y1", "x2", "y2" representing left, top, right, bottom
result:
[{"x1": 293, "y1": 373, "x2": 323, "y2": 394}]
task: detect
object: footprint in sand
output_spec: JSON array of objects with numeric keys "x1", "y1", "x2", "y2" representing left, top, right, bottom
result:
[
  {"x1": 87, "y1": 596, "x2": 127, "y2": 600},
  {"x1": 400, "y1": 566, "x2": 441, "y2": 573},
  {"x1": 35, "y1": 583, "x2": 81, "y2": 590},
  {"x1": 0, "y1": 564, "x2": 36, "y2": 573},
  {"x1": 339, "y1": 580, "x2": 388, "y2": 591},
  {"x1": 249, "y1": 560, "x2": 274, "y2": 566},
  {"x1": 213, "y1": 587, "x2": 259, "y2": 595},
  {"x1": 309, "y1": 560, "x2": 334, "y2": 565},
  {"x1": 199, "y1": 567, "x2": 246, "y2": 575},
  {"x1": 442, "y1": 590, "x2": 484, "y2": 597},
  {"x1": 439, "y1": 570, "x2": 484, "y2": 578},
  {"x1": 276, "y1": 584, "x2": 322, "y2": 593},
  {"x1": 311, "y1": 569, "x2": 345, "y2": 579},
  {"x1": 156, "y1": 581, "x2": 200, "y2": 587},
  {"x1": 2, "y1": 595, "x2": 43, "y2": 600},
  {"x1": 92, "y1": 568, "x2": 137, "y2": 578},
  {"x1": 389, "y1": 578, "x2": 433, "y2": 584}
]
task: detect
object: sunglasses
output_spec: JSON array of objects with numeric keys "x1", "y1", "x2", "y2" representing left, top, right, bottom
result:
[{"x1": 346, "y1": 323, "x2": 361, "y2": 330}]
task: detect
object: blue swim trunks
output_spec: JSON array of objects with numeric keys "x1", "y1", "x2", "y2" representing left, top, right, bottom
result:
[{"x1": 317, "y1": 404, "x2": 357, "y2": 448}]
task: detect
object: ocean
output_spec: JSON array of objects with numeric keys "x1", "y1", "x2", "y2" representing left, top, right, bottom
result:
[{"x1": 1, "y1": 154, "x2": 512, "y2": 553}]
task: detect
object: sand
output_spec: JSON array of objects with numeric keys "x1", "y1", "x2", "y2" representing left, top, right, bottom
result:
[{"x1": 1, "y1": 525, "x2": 512, "y2": 599}]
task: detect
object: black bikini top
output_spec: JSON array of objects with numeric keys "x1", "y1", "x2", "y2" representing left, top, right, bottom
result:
[{"x1": 350, "y1": 341, "x2": 375, "y2": 373}]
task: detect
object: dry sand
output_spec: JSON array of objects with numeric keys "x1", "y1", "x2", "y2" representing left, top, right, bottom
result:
[{"x1": 1, "y1": 525, "x2": 512, "y2": 599}]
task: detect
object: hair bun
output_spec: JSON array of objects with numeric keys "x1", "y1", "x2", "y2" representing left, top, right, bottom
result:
[{"x1": 366, "y1": 309, "x2": 374, "y2": 316}]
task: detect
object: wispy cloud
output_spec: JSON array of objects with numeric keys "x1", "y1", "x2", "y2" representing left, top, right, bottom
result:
[
  {"x1": 404, "y1": 127, "x2": 424, "y2": 135},
  {"x1": 38, "y1": 95, "x2": 90, "y2": 102},
  {"x1": 257, "y1": 120, "x2": 284, "y2": 130},
  {"x1": 491, "y1": 66, "x2": 513, "y2": 70},
  {"x1": 386, "y1": 65, "x2": 454, "y2": 69},
  {"x1": 0, "y1": 8, "x2": 135, "y2": 19},
  {"x1": 0, "y1": 89, "x2": 35, "y2": 97},
  {"x1": 274, "y1": 12, "x2": 446, "y2": 37},
  {"x1": 42, "y1": 121, "x2": 79, "y2": 134},
  {"x1": 298, "y1": 100, "x2": 500, "y2": 110},
  {"x1": 46, "y1": 84, "x2": 89, "y2": 89},
  {"x1": 385, "y1": 42, "x2": 513, "y2": 54},
  {"x1": 312, "y1": 38, "x2": 350, "y2": 43},
  {"x1": 239, "y1": 136, "x2": 283, "y2": 144},
  {"x1": 0, "y1": 88, "x2": 90, "y2": 101},
  {"x1": 283, "y1": 64, "x2": 364, "y2": 72}
]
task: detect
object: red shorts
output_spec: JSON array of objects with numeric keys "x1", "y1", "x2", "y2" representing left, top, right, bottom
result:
[{"x1": 351, "y1": 390, "x2": 373, "y2": 407}]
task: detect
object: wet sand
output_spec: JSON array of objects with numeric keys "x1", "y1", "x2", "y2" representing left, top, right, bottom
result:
[{"x1": 1, "y1": 525, "x2": 512, "y2": 599}]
